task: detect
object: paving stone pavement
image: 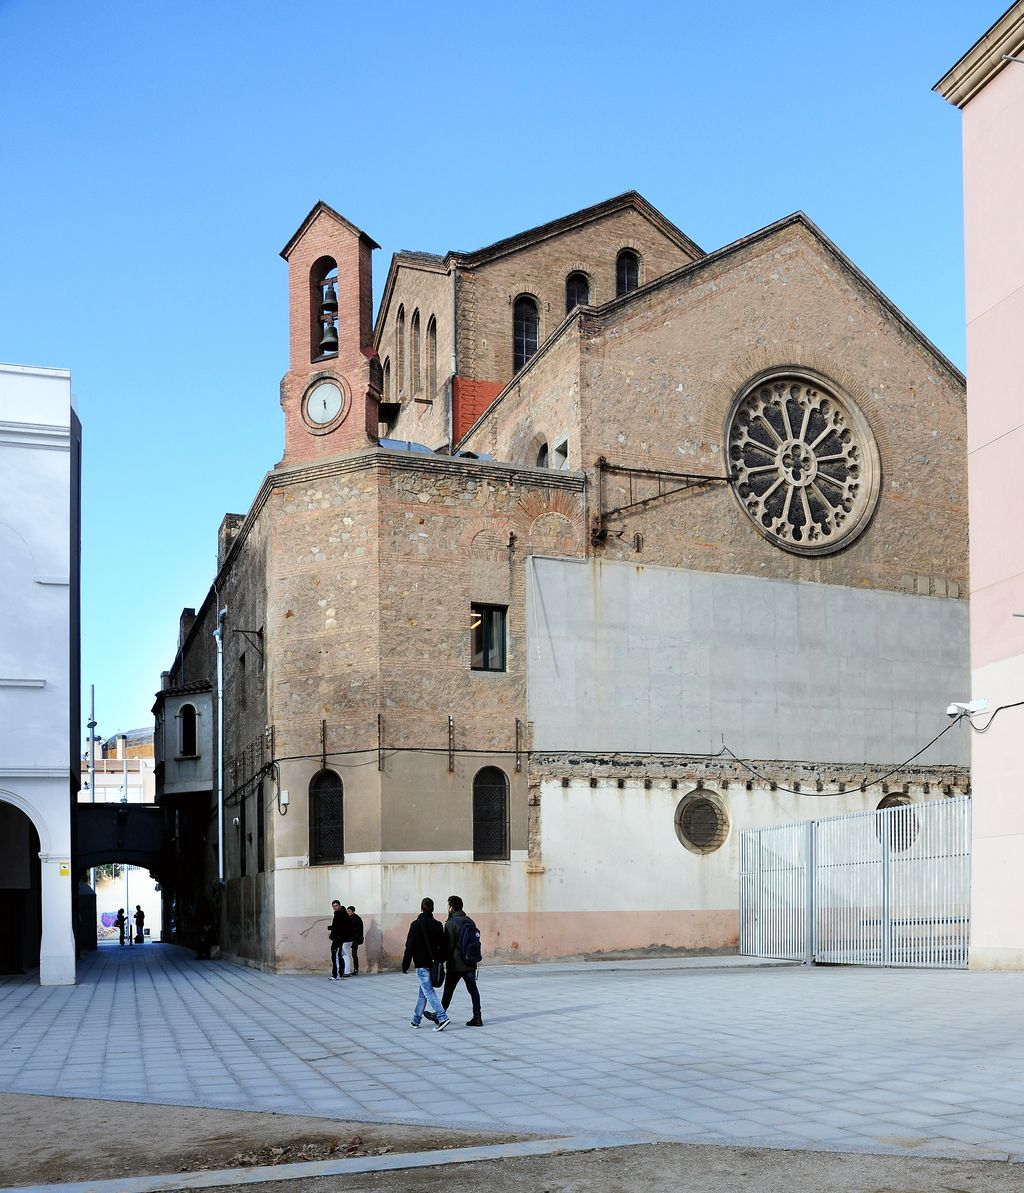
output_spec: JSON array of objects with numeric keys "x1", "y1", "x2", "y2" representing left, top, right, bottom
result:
[{"x1": 2, "y1": 943, "x2": 1023, "y2": 1163}]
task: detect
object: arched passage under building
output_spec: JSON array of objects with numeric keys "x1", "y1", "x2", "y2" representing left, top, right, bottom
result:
[{"x1": 76, "y1": 804, "x2": 169, "y2": 946}]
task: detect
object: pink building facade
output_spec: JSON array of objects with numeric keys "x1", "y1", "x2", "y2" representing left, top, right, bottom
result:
[{"x1": 937, "y1": 3, "x2": 1024, "y2": 968}]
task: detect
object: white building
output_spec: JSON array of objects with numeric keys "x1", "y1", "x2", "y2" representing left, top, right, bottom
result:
[{"x1": 0, "y1": 363, "x2": 81, "y2": 985}]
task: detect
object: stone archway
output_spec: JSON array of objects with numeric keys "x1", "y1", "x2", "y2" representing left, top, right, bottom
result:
[
  {"x1": 0, "y1": 788, "x2": 75, "y2": 985},
  {"x1": 0, "y1": 798, "x2": 43, "y2": 976}
]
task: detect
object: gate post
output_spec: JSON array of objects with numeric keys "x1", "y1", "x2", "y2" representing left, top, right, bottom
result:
[
  {"x1": 754, "y1": 830, "x2": 763, "y2": 957},
  {"x1": 804, "y1": 818, "x2": 816, "y2": 966},
  {"x1": 881, "y1": 812, "x2": 892, "y2": 967}
]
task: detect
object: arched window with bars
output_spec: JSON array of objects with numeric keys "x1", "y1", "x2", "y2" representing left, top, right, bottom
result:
[
  {"x1": 512, "y1": 296, "x2": 539, "y2": 373},
  {"x1": 473, "y1": 767, "x2": 509, "y2": 861},
  {"x1": 616, "y1": 250, "x2": 640, "y2": 297},
  {"x1": 382, "y1": 356, "x2": 391, "y2": 402},
  {"x1": 309, "y1": 770, "x2": 344, "y2": 865},
  {"x1": 565, "y1": 272, "x2": 590, "y2": 312}
]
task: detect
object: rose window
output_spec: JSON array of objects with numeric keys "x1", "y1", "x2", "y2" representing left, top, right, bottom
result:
[{"x1": 727, "y1": 374, "x2": 880, "y2": 555}]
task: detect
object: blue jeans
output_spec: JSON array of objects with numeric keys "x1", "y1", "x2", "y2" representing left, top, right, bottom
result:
[{"x1": 412, "y1": 968, "x2": 448, "y2": 1024}]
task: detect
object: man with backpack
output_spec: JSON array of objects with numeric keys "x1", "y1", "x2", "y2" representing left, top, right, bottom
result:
[{"x1": 425, "y1": 894, "x2": 483, "y2": 1028}]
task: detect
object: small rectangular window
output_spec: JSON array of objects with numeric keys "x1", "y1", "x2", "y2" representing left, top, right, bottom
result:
[{"x1": 471, "y1": 604, "x2": 507, "y2": 672}]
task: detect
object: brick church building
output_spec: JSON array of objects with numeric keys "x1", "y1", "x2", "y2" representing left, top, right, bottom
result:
[{"x1": 154, "y1": 193, "x2": 969, "y2": 970}]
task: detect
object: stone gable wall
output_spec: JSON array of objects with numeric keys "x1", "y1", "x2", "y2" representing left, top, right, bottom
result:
[
  {"x1": 456, "y1": 208, "x2": 696, "y2": 385},
  {"x1": 575, "y1": 223, "x2": 967, "y2": 594}
]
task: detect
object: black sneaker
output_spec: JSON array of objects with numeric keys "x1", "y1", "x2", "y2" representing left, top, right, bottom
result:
[
  {"x1": 423, "y1": 1011, "x2": 438, "y2": 1024},
  {"x1": 433, "y1": 1018, "x2": 450, "y2": 1032},
  {"x1": 466, "y1": 1016, "x2": 483, "y2": 1027}
]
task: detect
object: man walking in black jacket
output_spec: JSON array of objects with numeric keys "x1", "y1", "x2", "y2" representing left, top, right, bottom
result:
[
  {"x1": 347, "y1": 905, "x2": 364, "y2": 974},
  {"x1": 425, "y1": 895, "x2": 483, "y2": 1027},
  {"x1": 328, "y1": 900, "x2": 352, "y2": 980},
  {"x1": 401, "y1": 898, "x2": 450, "y2": 1030}
]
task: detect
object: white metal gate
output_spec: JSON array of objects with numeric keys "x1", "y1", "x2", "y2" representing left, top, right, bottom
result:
[{"x1": 739, "y1": 797, "x2": 971, "y2": 968}]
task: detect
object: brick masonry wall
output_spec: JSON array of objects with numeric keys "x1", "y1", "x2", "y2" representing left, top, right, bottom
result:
[
  {"x1": 576, "y1": 221, "x2": 967, "y2": 594},
  {"x1": 456, "y1": 208, "x2": 696, "y2": 385}
]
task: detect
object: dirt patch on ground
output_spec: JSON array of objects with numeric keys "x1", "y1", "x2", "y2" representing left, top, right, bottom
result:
[{"x1": 0, "y1": 1093, "x2": 526, "y2": 1186}]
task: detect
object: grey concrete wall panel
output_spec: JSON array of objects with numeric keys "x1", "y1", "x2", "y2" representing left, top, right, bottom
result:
[{"x1": 525, "y1": 557, "x2": 970, "y2": 766}]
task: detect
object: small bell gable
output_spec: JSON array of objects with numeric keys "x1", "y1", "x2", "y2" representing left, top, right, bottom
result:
[{"x1": 278, "y1": 202, "x2": 381, "y2": 467}]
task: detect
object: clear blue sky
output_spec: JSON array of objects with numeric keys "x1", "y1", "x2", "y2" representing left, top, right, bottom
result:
[{"x1": 0, "y1": 0, "x2": 993, "y2": 741}]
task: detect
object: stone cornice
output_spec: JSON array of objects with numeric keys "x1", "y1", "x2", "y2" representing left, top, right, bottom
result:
[
  {"x1": 530, "y1": 752, "x2": 970, "y2": 793},
  {"x1": 450, "y1": 191, "x2": 704, "y2": 268},
  {"x1": 0, "y1": 419, "x2": 70, "y2": 450},
  {"x1": 935, "y1": 2, "x2": 1024, "y2": 108}
]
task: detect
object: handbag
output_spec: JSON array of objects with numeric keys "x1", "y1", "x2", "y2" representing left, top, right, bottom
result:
[{"x1": 419, "y1": 923, "x2": 446, "y2": 988}]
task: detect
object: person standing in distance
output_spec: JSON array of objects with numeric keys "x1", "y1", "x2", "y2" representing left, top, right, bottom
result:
[
  {"x1": 134, "y1": 904, "x2": 145, "y2": 944},
  {"x1": 347, "y1": 906, "x2": 364, "y2": 974},
  {"x1": 401, "y1": 898, "x2": 450, "y2": 1031},
  {"x1": 426, "y1": 895, "x2": 483, "y2": 1027},
  {"x1": 115, "y1": 908, "x2": 126, "y2": 947}
]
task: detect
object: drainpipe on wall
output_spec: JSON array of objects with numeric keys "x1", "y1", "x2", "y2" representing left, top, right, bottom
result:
[
  {"x1": 448, "y1": 264, "x2": 458, "y2": 454},
  {"x1": 87, "y1": 684, "x2": 96, "y2": 890},
  {"x1": 213, "y1": 606, "x2": 228, "y2": 883}
]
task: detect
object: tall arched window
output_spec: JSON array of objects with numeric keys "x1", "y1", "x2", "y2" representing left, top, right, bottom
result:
[
  {"x1": 426, "y1": 316, "x2": 437, "y2": 399},
  {"x1": 311, "y1": 257, "x2": 339, "y2": 360},
  {"x1": 410, "y1": 309, "x2": 421, "y2": 393},
  {"x1": 473, "y1": 767, "x2": 509, "y2": 861},
  {"x1": 513, "y1": 296, "x2": 539, "y2": 373},
  {"x1": 309, "y1": 770, "x2": 344, "y2": 864},
  {"x1": 396, "y1": 306, "x2": 406, "y2": 394},
  {"x1": 565, "y1": 272, "x2": 590, "y2": 312},
  {"x1": 536, "y1": 442, "x2": 550, "y2": 468},
  {"x1": 382, "y1": 357, "x2": 391, "y2": 402},
  {"x1": 178, "y1": 704, "x2": 197, "y2": 757},
  {"x1": 616, "y1": 250, "x2": 640, "y2": 297}
]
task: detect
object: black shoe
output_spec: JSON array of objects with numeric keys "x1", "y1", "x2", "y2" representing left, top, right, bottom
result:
[
  {"x1": 423, "y1": 1011, "x2": 438, "y2": 1023},
  {"x1": 466, "y1": 1016, "x2": 483, "y2": 1027}
]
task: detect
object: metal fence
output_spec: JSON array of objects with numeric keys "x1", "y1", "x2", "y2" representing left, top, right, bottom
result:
[{"x1": 739, "y1": 797, "x2": 971, "y2": 969}]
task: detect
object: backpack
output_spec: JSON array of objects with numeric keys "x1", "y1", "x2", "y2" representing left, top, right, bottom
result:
[{"x1": 457, "y1": 916, "x2": 482, "y2": 966}]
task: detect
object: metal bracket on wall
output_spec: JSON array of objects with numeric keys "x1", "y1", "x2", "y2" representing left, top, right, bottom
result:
[
  {"x1": 231, "y1": 628, "x2": 264, "y2": 662},
  {"x1": 515, "y1": 718, "x2": 523, "y2": 773},
  {"x1": 590, "y1": 456, "x2": 733, "y2": 546},
  {"x1": 448, "y1": 716, "x2": 455, "y2": 774}
]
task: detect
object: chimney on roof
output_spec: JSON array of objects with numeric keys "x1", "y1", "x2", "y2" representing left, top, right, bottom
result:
[
  {"x1": 218, "y1": 513, "x2": 245, "y2": 571},
  {"x1": 178, "y1": 608, "x2": 196, "y2": 652}
]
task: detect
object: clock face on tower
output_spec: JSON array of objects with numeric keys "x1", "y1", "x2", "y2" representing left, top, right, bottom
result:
[{"x1": 302, "y1": 379, "x2": 345, "y2": 429}]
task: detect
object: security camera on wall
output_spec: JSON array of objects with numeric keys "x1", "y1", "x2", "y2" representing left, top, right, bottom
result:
[{"x1": 946, "y1": 698, "x2": 987, "y2": 718}]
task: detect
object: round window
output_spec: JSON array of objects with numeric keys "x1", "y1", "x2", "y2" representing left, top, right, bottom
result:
[
  {"x1": 726, "y1": 372, "x2": 881, "y2": 556},
  {"x1": 876, "y1": 794, "x2": 918, "y2": 852},
  {"x1": 674, "y1": 793, "x2": 729, "y2": 855}
]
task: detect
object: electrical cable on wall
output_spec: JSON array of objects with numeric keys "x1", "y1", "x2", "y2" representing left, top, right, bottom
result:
[{"x1": 221, "y1": 716, "x2": 975, "y2": 804}]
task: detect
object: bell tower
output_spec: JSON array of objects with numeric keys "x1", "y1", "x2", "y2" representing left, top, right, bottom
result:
[{"x1": 278, "y1": 202, "x2": 381, "y2": 466}]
